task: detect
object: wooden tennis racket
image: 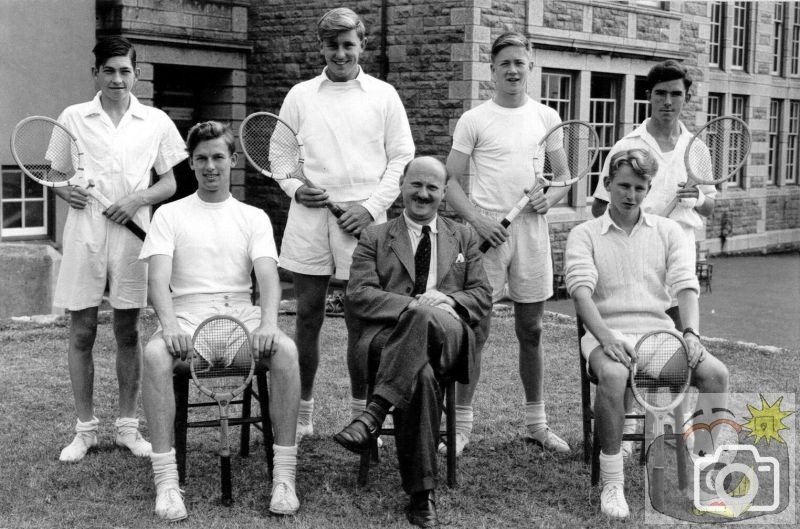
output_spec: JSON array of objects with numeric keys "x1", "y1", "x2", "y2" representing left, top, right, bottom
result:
[
  {"x1": 660, "y1": 115, "x2": 751, "y2": 217},
  {"x1": 630, "y1": 330, "x2": 691, "y2": 512},
  {"x1": 190, "y1": 315, "x2": 255, "y2": 505},
  {"x1": 239, "y1": 111, "x2": 346, "y2": 218},
  {"x1": 479, "y1": 120, "x2": 600, "y2": 253},
  {"x1": 10, "y1": 116, "x2": 147, "y2": 241}
]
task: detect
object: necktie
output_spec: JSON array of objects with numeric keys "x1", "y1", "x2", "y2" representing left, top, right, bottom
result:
[{"x1": 413, "y1": 225, "x2": 431, "y2": 295}]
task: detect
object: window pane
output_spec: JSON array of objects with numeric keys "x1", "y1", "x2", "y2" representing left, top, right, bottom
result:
[
  {"x1": 3, "y1": 202, "x2": 22, "y2": 228},
  {"x1": 24, "y1": 180, "x2": 43, "y2": 199},
  {"x1": 3, "y1": 172, "x2": 22, "y2": 199},
  {"x1": 24, "y1": 201, "x2": 45, "y2": 227}
]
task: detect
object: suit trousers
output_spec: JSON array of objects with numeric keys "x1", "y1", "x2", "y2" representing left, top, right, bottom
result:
[{"x1": 371, "y1": 305, "x2": 470, "y2": 494}]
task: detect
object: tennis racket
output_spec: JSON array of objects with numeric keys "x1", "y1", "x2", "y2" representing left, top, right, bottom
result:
[
  {"x1": 660, "y1": 115, "x2": 751, "y2": 217},
  {"x1": 190, "y1": 315, "x2": 255, "y2": 505},
  {"x1": 10, "y1": 116, "x2": 147, "y2": 241},
  {"x1": 239, "y1": 111, "x2": 346, "y2": 218},
  {"x1": 478, "y1": 120, "x2": 600, "y2": 253},
  {"x1": 630, "y1": 330, "x2": 691, "y2": 512}
]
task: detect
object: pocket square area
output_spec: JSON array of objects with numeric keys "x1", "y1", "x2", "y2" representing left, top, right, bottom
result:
[{"x1": 455, "y1": 253, "x2": 465, "y2": 263}]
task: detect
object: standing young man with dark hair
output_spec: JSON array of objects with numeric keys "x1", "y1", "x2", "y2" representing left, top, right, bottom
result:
[
  {"x1": 592, "y1": 59, "x2": 716, "y2": 299},
  {"x1": 444, "y1": 32, "x2": 571, "y2": 455},
  {"x1": 277, "y1": 7, "x2": 414, "y2": 443},
  {"x1": 55, "y1": 36, "x2": 187, "y2": 463}
]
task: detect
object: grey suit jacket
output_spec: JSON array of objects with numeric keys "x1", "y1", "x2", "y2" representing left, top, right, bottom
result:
[{"x1": 346, "y1": 214, "x2": 492, "y2": 383}]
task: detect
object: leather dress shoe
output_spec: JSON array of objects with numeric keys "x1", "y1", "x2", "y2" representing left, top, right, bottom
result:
[
  {"x1": 333, "y1": 412, "x2": 380, "y2": 454},
  {"x1": 406, "y1": 490, "x2": 438, "y2": 528}
]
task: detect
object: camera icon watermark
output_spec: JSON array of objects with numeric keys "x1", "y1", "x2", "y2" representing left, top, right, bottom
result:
[
  {"x1": 693, "y1": 444, "x2": 780, "y2": 515},
  {"x1": 644, "y1": 392, "x2": 795, "y2": 525}
]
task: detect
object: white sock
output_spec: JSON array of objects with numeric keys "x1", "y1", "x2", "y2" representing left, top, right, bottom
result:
[
  {"x1": 272, "y1": 444, "x2": 298, "y2": 486},
  {"x1": 525, "y1": 401, "x2": 547, "y2": 434},
  {"x1": 297, "y1": 399, "x2": 313, "y2": 426},
  {"x1": 454, "y1": 405, "x2": 473, "y2": 437},
  {"x1": 59, "y1": 416, "x2": 99, "y2": 462},
  {"x1": 599, "y1": 450, "x2": 624, "y2": 486},
  {"x1": 350, "y1": 398, "x2": 367, "y2": 421},
  {"x1": 151, "y1": 449, "x2": 179, "y2": 492},
  {"x1": 622, "y1": 417, "x2": 637, "y2": 436}
]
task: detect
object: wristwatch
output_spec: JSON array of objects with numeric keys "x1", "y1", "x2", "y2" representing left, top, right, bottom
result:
[{"x1": 683, "y1": 328, "x2": 700, "y2": 340}]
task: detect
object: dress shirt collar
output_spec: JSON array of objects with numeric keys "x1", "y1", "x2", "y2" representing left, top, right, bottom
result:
[
  {"x1": 600, "y1": 208, "x2": 654, "y2": 235},
  {"x1": 403, "y1": 212, "x2": 439, "y2": 236},
  {"x1": 83, "y1": 91, "x2": 146, "y2": 120}
]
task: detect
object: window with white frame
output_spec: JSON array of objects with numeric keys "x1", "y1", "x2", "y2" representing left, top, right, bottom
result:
[
  {"x1": 709, "y1": 1, "x2": 725, "y2": 68},
  {"x1": 792, "y1": 3, "x2": 800, "y2": 76},
  {"x1": 633, "y1": 77, "x2": 650, "y2": 125},
  {"x1": 588, "y1": 74, "x2": 620, "y2": 200},
  {"x1": 787, "y1": 101, "x2": 800, "y2": 184},
  {"x1": 1, "y1": 166, "x2": 49, "y2": 238},
  {"x1": 540, "y1": 70, "x2": 573, "y2": 120},
  {"x1": 731, "y1": 2, "x2": 750, "y2": 71},
  {"x1": 773, "y1": 3, "x2": 786, "y2": 76},
  {"x1": 729, "y1": 95, "x2": 748, "y2": 187},
  {"x1": 768, "y1": 99, "x2": 782, "y2": 186},
  {"x1": 707, "y1": 92, "x2": 723, "y2": 121}
]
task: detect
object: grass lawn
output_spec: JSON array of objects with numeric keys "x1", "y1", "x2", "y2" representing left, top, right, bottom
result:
[{"x1": 0, "y1": 310, "x2": 797, "y2": 528}]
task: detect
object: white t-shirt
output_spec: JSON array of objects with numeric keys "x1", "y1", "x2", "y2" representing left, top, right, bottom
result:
[
  {"x1": 139, "y1": 193, "x2": 278, "y2": 297},
  {"x1": 451, "y1": 98, "x2": 562, "y2": 213}
]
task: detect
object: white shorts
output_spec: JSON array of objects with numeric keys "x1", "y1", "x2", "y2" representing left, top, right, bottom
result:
[
  {"x1": 157, "y1": 293, "x2": 262, "y2": 336},
  {"x1": 475, "y1": 205, "x2": 552, "y2": 303},
  {"x1": 54, "y1": 204, "x2": 147, "y2": 311},
  {"x1": 581, "y1": 328, "x2": 677, "y2": 379},
  {"x1": 280, "y1": 199, "x2": 386, "y2": 280}
]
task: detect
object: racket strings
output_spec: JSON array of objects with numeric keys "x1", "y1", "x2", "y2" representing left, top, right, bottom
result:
[
  {"x1": 688, "y1": 118, "x2": 751, "y2": 184},
  {"x1": 633, "y1": 332, "x2": 690, "y2": 410},
  {"x1": 191, "y1": 318, "x2": 252, "y2": 393},
  {"x1": 542, "y1": 122, "x2": 600, "y2": 183},
  {"x1": 241, "y1": 116, "x2": 301, "y2": 177},
  {"x1": 13, "y1": 120, "x2": 77, "y2": 183}
]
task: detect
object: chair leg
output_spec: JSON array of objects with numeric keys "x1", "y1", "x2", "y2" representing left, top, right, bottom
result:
[
  {"x1": 445, "y1": 381, "x2": 457, "y2": 488},
  {"x1": 591, "y1": 423, "x2": 601, "y2": 486},
  {"x1": 358, "y1": 439, "x2": 377, "y2": 487},
  {"x1": 173, "y1": 372, "x2": 190, "y2": 486},
  {"x1": 255, "y1": 371, "x2": 273, "y2": 478},
  {"x1": 240, "y1": 383, "x2": 253, "y2": 459},
  {"x1": 674, "y1": 405, "x2": 687, "y2": 491}
]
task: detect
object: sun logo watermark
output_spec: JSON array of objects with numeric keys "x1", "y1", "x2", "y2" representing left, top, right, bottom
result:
[{"x1": 644, "y1": 392, "x2": 795, "y2": 525}]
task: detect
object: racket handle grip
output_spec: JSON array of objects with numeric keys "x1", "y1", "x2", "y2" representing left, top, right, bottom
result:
[
  {"x1": 125, "y1": 220, "x2": 147, "y2": 241},
  {"x1": 328, "y1": 203, "x2": 346, "y2": 218},
  {"x1": 221, "y1": 456, "x2": 232, "y2": 505},
  {"x1": 660, "y1": 196, "x2": 680, "y2": 218},
  {"x1": 478, "y1": 218, "x2": 511, "y2": 253}
]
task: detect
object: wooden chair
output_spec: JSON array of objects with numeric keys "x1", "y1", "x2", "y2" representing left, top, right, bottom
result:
[
  {"x1": 173, "y1": 360, "x2": 273, "y2": 486},
  {"x1": 357, "y1": 336, "x2": 458, "y2": 488},
  {"x1": 578, "y1": 316, "x2": 688, "y2": 489}
]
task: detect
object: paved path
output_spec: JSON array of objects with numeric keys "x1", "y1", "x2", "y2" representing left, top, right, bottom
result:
[{"x1": 546, "y1": 253, "x2": 800, "y2": 351}]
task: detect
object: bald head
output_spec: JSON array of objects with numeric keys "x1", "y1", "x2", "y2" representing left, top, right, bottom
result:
[{"x1": 400, "y1": 156, "x2": 448, "y2": 224}]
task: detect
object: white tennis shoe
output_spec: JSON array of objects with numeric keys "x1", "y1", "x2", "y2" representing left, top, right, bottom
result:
[
  {"x1": 527, "y1": 426, "x2": 571, "y2": 454},
  {"x1": 115, "y1": 418, "x2": 152, "y2": 457},
  {"x1": 269, "y1": 481, "x2": 300, "y2": 515},
  {"x1": 600, "y1": 482, "x2": 630, "y2": 518},
  {"x1": 437, "y1": 432, "x2": 469, "y2": 456},
  {"x1": 295, "y1": 421, "x2": 313, "y2": 444},
  {"x1": 59, "y1": 431, "x2": 98, "y2": 462},
  {"x1": 155, "y1": 486, "x2": 187, "y2": 522}
]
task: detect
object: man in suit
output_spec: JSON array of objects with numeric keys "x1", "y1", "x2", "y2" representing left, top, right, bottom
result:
[{"x1": 334, "y1": 156, "x2": 492, "y2": 528}]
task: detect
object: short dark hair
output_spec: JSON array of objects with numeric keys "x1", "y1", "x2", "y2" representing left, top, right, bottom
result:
[
  {"x1": 645, "y1": 59, "x2": 692, "y2": 92},
  {"x1": 92, "y1": 36, "x2": 136, "y2": 70},
  {"x1": 608, "y1": 149, "x2": 659, "y2": 181},
  {"x1": 491, "y1": 32, "x2": 531, "y2": 62},
  {"x1": 317, "y1": 7, "x2": 366, "y2": 43},
  {"x1": 186, "y1": 121, "x2": 236, "y2": 156}
]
